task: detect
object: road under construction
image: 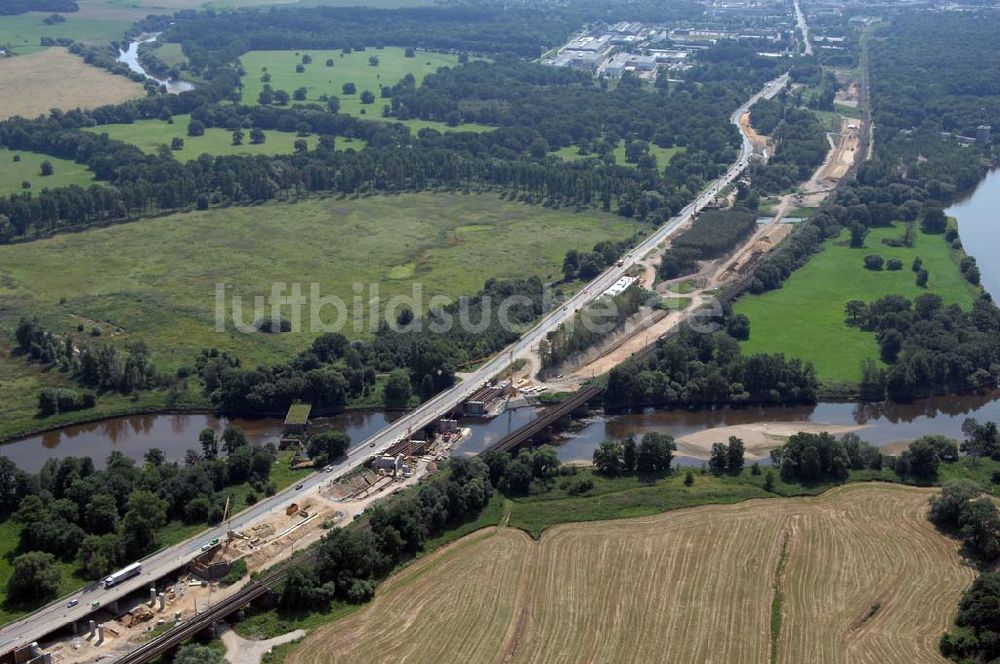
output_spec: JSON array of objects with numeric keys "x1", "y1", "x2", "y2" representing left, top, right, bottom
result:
[
  {"x1": 0, "y1": 72, "x2": 789, "y2": 664},
  {"x1": 88, "y1": 382, "x2": 602, "y2": 664}
]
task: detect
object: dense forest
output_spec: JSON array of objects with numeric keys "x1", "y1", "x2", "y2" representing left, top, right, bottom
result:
[
  {"x1": 152, "y1": 3, "x2": 703, "y2": 71},
  {"x1": 747, "y1": 98, "x2": 828, "y2": 195},
  {"x1": 871, "y1": 12, "x2": 1000, "y2": 138}
]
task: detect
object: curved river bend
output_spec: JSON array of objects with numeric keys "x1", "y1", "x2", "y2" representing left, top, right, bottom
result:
[{"x1": 117, "y1": 34, "x2": 194, "y2": 94}]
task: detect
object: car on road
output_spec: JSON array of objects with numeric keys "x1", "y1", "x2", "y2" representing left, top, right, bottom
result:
[
  {"x1": 90, "y1": 601, "x2": 100, "y2": 609},
  {"x1": 324, "y1": 465, "x2": 334, "y2": 472},
  {"x1": 295, "y1": 483, "x2": 304, "y2": 490},
  {"x1": 67, "y1": 599, "x2": 78, "y2": 608}
]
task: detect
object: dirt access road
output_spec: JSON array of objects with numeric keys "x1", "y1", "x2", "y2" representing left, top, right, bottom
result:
[{"x1": 544, "y1": 110, "x2": 861, "y2": 390}]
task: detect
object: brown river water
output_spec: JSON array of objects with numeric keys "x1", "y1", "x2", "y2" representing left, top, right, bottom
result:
[{"x1": 6, "y1": 390, "x2": 1000, "y2": 472}]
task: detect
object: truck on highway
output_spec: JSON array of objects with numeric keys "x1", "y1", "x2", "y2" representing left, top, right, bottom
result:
[{"x1": 104, "y1": 562, "x2": 142, "y2": 589}]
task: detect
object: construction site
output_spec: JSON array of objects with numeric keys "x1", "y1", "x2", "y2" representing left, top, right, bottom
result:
[
  {"x1": 33, "y1": 423, "x2": 471, "y2": 664},
  {"x1": 542, "y1": 90, "x2": 866, "y2": 390}
]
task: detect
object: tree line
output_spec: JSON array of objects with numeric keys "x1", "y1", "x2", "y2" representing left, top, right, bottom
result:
[
  {"x1": 932, "y1": 419, "x2": 1000, "y2": 661},
  {"x1": 593, "y1": 433, "x2": 677, "y2": 476},
  {"x1": 1, "y1": 425, "x2": 276, "y2": 607},
  {"x1": 15, "y1": 318, "x2": 159, "y2": 409},
  {"x1": 604, "y1": 321, "x2": 818, "y2": 410},
  {"x1": 279, "y1": 456, "x2": 493, "y2": 608},
  {"x1": 0, "y1": 37, "x2": 792, "y2": 243},
  {"x1": 539, "y1": 285, "x2": 647, "y2": 370}
]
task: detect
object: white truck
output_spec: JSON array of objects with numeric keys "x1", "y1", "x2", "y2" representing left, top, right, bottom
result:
[{"x1": 104, "y1": 562, "x2": 142, "y2": 589}]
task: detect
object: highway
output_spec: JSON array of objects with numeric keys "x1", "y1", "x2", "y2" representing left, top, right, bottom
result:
[
  {"x1": 0, "y1": 71, "x2": 788, "y2": 656},
  {"x1": 794, "y1": 0, "x2": 814, "y2": 56}
]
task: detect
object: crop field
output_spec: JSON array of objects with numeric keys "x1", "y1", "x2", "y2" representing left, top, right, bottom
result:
[
  {"x1": 0, "y1": 193, "x2": 634, "y2": 371},
  {"x1": 239, "y1": 48, "x2": 492, "y2": 133},
  {"x1": 0, "y1": 48, "x2": 144, "y2": 120},
  {"x1": 83, "y1": 114, "x2": 369, "y2": 158},
  {"x1": 0, "y1": 148, "x2": 96, "y2": 196},
  {"x1": 287, "y1": 484, "x2": 972, "y2": 664},
  {"x1": 734, "y1": 223, "x2": 979, "y2": 384},
  {"x1": 0, "y1": 13, "x2": 131, "y2": 55}
]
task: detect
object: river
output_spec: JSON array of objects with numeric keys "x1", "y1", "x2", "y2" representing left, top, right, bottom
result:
[
  {"x1": 948, "y1": 167, "x2": 1000, "y2": 299},
  {"x1": 7, "y1": 390, "x2": 1000, "y2": 472},
  {"x1": 117, "y1": 34, "x2": 195, "y2": 94}
]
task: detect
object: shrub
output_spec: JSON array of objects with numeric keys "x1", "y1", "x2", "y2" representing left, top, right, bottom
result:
[{"x1": 863, "y1": 254, "x2": 884, "y2": 271}]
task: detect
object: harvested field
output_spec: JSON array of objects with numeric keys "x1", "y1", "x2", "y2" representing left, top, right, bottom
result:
[
  {"x1": 779, "y1": 485, "x2": 971, "y2": 663},
  {"x1": 0, "y1": 48, "x2": 143, "y2": 120},
  {"x1": 288, "y1": 528, "x2": 530, "y2": 663},
  {"x1": 287, "y1": 484, "x2": 973, "y2": 664}
]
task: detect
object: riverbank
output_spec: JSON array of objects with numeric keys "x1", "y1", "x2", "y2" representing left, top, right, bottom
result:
[{"x1": 947, "y1": 167, "x2": 1000, "y2": 299}]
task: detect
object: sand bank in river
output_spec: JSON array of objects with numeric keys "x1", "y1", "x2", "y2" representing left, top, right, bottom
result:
[{"x1": 674, "y1": 422, "x2": 866, "y2": 461}]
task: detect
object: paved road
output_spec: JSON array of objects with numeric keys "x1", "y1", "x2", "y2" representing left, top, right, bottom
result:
[
  {"x1": 0, "y1": 72, "x2": 788, "y2": 655},
  {"x1": 794, "y1": 0, "x2": 814, "y2": 56}
]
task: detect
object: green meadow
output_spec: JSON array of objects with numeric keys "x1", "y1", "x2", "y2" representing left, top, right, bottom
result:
[
  {"x1": 0, "y1": 193, "x2": 635, "y2": 372},
  {"x1": 0, "y1": 148, "x2": 96, "y2": 196},
  {"x1": 553, "y1": 143, "x2": 685, "y2": 168},
  {"x1": 239, "y1": 48, "x2": 492, "y2": 133},
  {"x1": 0, "y1": 12, "x2": 131, "y2": 55},
  {"x1": 734, "y1": 222, "x2": 979, "y2": 385}
]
